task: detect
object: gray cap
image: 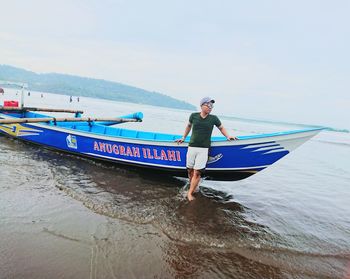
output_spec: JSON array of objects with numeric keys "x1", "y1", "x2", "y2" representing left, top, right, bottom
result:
[{"x1": 200, "y1": 97, "x2": 215, "y2": 106}]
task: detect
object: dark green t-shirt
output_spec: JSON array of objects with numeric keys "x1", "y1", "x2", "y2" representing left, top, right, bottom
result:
[{"x1": 189, "y1": 112, "x2": 222, "y2": 148}]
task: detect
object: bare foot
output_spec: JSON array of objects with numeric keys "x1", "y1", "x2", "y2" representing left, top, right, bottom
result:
[{"x1": 187, "y1": 193, "x2": 195, "y2": 201}]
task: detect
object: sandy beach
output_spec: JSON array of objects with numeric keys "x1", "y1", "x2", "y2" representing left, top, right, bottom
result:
[{"x1": 1, "y1": 91, "x2": 350, "y2": 279}]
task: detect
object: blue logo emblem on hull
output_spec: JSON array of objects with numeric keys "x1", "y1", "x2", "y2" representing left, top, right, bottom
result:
[{"x1": 66, "y1": 135, "x2": 78, "y2": 149}]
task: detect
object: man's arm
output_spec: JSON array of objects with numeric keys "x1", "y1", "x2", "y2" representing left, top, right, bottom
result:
[
  {"x1": 218, "y1": 125, "x2": 238, "y2": 141},
  {"x1": 175, "y1": 123, "x2": 192, "y2": 143}
]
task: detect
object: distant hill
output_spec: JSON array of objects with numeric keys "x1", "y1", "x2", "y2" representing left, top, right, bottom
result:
[{"x1": 0, "y1": 65, "x2": 195, "y2": 110}]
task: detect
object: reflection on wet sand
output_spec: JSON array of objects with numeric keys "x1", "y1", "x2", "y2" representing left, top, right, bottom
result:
[
  {"x1": 40, "y1": 149, "x2": 287, "y2": 278},
  {"x1": 1, "y1": 137, "x2": 349, "y2": 278}
]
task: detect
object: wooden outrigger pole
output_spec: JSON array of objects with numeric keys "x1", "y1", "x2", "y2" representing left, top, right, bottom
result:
[
  {"x1": 0, "y1": 117, "x2": 141, "y2": 125},
  {"x1": 0, "y1": 107, "x2": 84, "y2": 114}
]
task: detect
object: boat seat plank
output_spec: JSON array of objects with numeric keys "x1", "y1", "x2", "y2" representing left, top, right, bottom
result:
[
  {"x1": 76, "y1": 125, "x2": 90, "y2": 132},
  {"x1": 154, "y1": 133, "x2": 174, "y2": 141},
  {"x1": 105, "y1": 127, "x2": 121, "y2": 136},
  {"x1": 120, "y1": 129, "x2": 138, "y2": 138},
  {"x1": 25, "y1": 112, "x2": 48, "y2": 119},
  {"x1": 91, "y1": 125, "x2": 106, "y2": 134},
  {"x1": 137, "y1": 131, "x2": 156, "y2": 140}
]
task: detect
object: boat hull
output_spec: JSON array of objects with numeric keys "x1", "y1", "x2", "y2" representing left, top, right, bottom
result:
[{"x1": 0, "y1": 113, "x2": 322, "y2": 181}]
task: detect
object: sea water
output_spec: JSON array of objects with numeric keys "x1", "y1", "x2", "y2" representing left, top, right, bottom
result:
[{"x1": 0, "y1": 90, "x2": 349, "y2": 279}]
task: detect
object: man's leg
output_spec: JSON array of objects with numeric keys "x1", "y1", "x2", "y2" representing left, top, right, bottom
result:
[
  {"x1": 187, "y1": 169, "x2": 201, "y2": 201},
  {"x1": 187, "y1": 168, "x2": 194, "y2": 184},
  {"x1": 186, "y1": 147, "x2": 195, "y2": 183}
]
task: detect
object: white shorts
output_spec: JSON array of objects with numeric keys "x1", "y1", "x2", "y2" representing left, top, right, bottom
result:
[{"x1": 186, "y1": 147, "x2": 209, "y2": 170}]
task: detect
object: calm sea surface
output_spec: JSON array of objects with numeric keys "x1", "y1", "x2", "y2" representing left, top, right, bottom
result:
[{"x1": 0, "y1": 90, "x2": 349, "y2": 279}]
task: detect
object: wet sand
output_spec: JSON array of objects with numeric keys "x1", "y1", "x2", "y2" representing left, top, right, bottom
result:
[
  {"x1": 0, "y1": 139, "x2": 281, "y2": 279},
  {"x1": 1, "y1": 137, "x2": 349, "y2": 279},
  {"x1": 1, "y1": 91, "x2": 350, "y2": 278},
  {"x1": 0, "y1": 162, "x2": 281, "y2": 278}
]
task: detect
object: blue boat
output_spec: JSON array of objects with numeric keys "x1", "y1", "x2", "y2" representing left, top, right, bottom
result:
[{"x1": 0, "y1": 108, "x2": 323, "y2": 181}]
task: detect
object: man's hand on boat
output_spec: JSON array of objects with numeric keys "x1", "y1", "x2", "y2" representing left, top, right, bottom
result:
[
  {"x1": 227, "y1": 136, "x2": 238, "y2": 141},
  {"x1": 175, "y1": 137, "x2": 185, "y2": 144}
]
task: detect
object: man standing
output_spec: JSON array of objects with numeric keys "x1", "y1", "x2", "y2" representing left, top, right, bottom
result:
[{"x1": 176, "y1": 97, "x2": 237, "y2": 201}]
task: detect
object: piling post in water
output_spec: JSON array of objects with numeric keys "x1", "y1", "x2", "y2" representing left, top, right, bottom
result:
[{"x1": 20, "y1": 84, "x2": 24, "y2": 108}]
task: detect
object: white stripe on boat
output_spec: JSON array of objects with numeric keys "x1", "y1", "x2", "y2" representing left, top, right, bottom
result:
[
  {"x1": 262, "y1": 148, "x2": 286, "y2": 154},
  {"x1": 241, "y1": 142, "x2": 278, "y2": 149},
  {"x1": 83, "y1": 152, "x2": 269, "y2": 171},
  {"x1": 83, "y1": 152, "x2": 187, "y2": 169},
  {"x1": 251, "y1": 146, "x2": 283, "y2": 152}
]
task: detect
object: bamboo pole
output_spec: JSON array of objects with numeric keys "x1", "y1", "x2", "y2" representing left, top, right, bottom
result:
[
  {"x1": 0, "y1": 107, "x2": 84, "y2": 114},
  {"x1": 0, "y1": 117, "x2": 141, "y2": 125}
]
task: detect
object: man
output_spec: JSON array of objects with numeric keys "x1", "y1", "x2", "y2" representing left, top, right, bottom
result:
[{"x1": 176, "y1": 97, "x2": 237, "y2": 201}]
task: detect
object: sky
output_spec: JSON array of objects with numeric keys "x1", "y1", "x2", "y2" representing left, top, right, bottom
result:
[{"x1": 0, "y1": 0, "x2": 349, "y2": 129}]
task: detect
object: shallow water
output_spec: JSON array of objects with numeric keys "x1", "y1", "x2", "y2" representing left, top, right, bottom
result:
[{"x1": 0, "y1": 90, "x2": 350, "y2": 278}]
